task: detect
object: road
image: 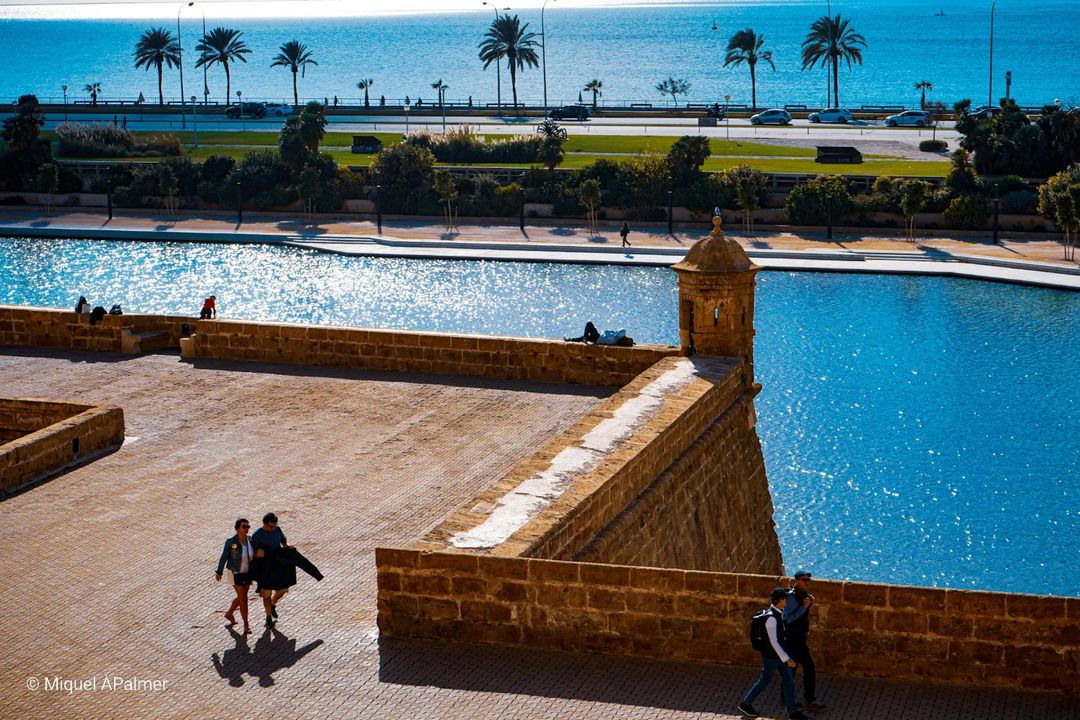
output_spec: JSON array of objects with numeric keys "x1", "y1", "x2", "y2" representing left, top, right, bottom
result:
[{"x1": 24, "y1": 110, "x2": 960, "y2": 147}]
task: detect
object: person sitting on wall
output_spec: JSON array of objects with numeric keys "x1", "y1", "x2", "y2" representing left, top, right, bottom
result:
[
  {"x1": 564, "y1": 321, "x2": 600, "y2": 344},
  {"x1": 74, "y1": 296, "x2": 90, "y2": 314},
  {"x1": 200, "y1": 295, "x2": 217, "y2": 320},
  {"x1": 89, "y1": 306, "x2": 107, "y2": 326}
]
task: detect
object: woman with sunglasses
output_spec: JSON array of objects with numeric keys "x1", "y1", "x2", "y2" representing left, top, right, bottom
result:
[{"x1": 215, "y1": 517, "x2": 254, "y2": 634}]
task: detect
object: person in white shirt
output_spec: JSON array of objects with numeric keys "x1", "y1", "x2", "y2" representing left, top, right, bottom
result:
[
  {"x1": 215, "y1": 518, "x2": 255, "y2": 635},
  {"x1": 738, "y1": 588, "x2": 814, "y2": 720}
]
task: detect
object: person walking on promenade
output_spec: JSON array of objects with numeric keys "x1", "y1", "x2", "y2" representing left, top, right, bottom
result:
[
  {"x1": 620, "y1": 221, "x2": 631, "y2": 247},
  {"x1": 738, "y1": 588, "x2": 814, "y2": 720},
  {"x1": 251, "y1": 512, "x2": 290, "y2": 628},
  {"x1": 785, "y1": 570, "x2": 826, "y2": 712},
  {"x1": 215, "y1": 518, "x2": 254, "y2": 634}
]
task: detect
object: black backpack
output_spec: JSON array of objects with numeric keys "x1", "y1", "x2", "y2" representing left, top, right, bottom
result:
[{"x1": 749, "y1": 609, "x2": 772, "y2": 652}]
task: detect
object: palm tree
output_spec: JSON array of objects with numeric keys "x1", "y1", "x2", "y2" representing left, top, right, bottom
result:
[
  {"x1": 133, "y1": 28, "x2": 181, "y2": 106},
  {"x1": 800, "y1": 14, "x2": 866, "y2": 108},
  {"x1": 83, "y1": 82, "x2": 102, "y2": 106},
  {"x1": 270, "y1": 40, "x2": 317, "y2": 107},
  {"x1": 478, "y1": 14, "x2": 540, "y2": 109},
  {"x1": 431, "y1": 78, "x2": 448, "y2": 109},
  {"x1": 195, "y1": 27, "x2": 251, "y2": 105},
  {"x1": 723, "y1": 29, "x2": 774, "y2": 110},
  {"x1": 357, "y1": 78, "x2": 374, "y2": 108},
  {"x1": 915, "y1": 80, "x2": 934, "y2": 110},
  {"x1": 583, "y1": 79, "x2": 603, "y2": 110}
]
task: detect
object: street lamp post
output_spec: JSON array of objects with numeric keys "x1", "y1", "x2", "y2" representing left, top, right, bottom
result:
[
  {"x1": 177, "y1": 2, "x2": 195, "y2": 129},
  {"x1": 826, "y1": 0, "x2": 832, "y2": 108},
  {"x1": 62, "y1": 85, "x2": 68, "y2": 121},
  {"x1": 541, "y1": 0, "x2": 556, "y2": 115},
  {"x1": 724, "y1": 93, "x2": 731, "y2": 140},
  {"x1": 992, "y1": 183, "x2": 1001, "y2": 244},
  {"x1": 666, "y1": 174, "x2": 674, "y2": 235},
  {"x1": 237, "y1": 90, "x2": 244, "y2": 130},
  {"x1": 235, "y1": 180, "x2": 243, "y2": 224},
  {"x1": 191, "y1": 95, "x2": 199, "y2": 148},
  {"x1": 988, "y1": 0, "x2": 997, "y2": 107},
  {"x1": 375, "y1": 183, "x2": 382, "y2": 234}
]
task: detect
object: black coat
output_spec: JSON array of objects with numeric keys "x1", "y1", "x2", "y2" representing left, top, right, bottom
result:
[{"x1": 254, "y1": 547, "x2": 323, "y2": 591}]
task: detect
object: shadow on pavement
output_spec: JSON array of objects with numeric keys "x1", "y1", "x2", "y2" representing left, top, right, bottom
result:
[{"x1": 212, "y1": 626, "x2": 324, "y2": 688}]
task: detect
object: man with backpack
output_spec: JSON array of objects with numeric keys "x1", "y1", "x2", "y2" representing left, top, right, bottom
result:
[
  {"x1": 785, "y1": 570, "x2": 826, "y2": 713},
  {"x1": 738, "y1": 588, "x2": 814, "y2": 720}
]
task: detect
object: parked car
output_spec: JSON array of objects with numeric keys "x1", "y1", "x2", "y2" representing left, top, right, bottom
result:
[
  {"x1": 749, "y1": 109, "x2": 792, "y2": 126},
  {"x1": 264, "y1": 103, "x2": 293, "y2": 117},
  {"x1": 224, "y1": 102, "x2": 266, "y2": 119},
  {"x1": 548, "y1": 105, "x2": 590, "y2": 121},
  {"x1": 970, "y1": 105, "x2": 1002, "y2": 120},
  {"x1": 808, "y1": 107, "x2": 853, "y2": 124},
  {"x1": 884, "y1": 110, "x2": 933, "y2": 127}
]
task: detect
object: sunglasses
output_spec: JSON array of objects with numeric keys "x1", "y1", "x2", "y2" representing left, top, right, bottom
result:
[{"x1": 240, "y1": 524, "x2": 250, "y2": 529}]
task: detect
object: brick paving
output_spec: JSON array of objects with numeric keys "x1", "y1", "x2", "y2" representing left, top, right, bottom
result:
[{"x1": 1, "y1": 348, "x2": 1076, "y2": 720}]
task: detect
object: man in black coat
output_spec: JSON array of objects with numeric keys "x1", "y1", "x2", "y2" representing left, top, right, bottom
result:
[{"x1": 784, "y1": 569, "x2": 826, "y2": 713}]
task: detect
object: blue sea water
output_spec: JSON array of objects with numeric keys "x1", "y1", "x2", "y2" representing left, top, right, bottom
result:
[
  {"x1": 1, "y1": 236, "x2": 1077, "y2": 596},
  {"x1": 0, "y1": 0, "x2": 1078, "y2": 108}
]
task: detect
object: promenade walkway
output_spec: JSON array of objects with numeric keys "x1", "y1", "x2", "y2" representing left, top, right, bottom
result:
[
  {"x1": 1, "y1": 349, "x2": 1076, "y2": 720},
  {"x1": 3, "y1": 209, "x2": 1078, "y2": 291}
]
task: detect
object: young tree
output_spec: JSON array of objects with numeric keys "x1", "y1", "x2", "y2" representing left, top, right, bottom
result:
[
  {"x1": 195, "y1": 28, "x2": 251, "y2": 105},
  {"x1": 536, "y1": 119, "x2": 567, "y2": 140},
  {"x1": 37, "y1": 163, "x2": 59, "y2": 215},
  {"x1": 800, "y1": 14, "x2": 866, "y2": 108},
  {"x1": 583, "y1": 79, "x2": 603, "y2": 110},
  {"x1": 158, "y1": 163, "x2": 178, "y2": 215},
  {"x1": 357, "y1": 78, "x2": 374, "y2": 108},
  {"x1": 432, "y1": 169, "x2": 459, "y2": 231},
  {"x1": 898, "y1": 179, "x2": 932, "y2": 241},
  {"x1": 431, "y1": 79, "x2": 448, "y2": 109},
  {"x1": 578, "y1": 177, "x2": 602, "y2": 235},
  {"x1": 297, "y1": 164, "x2": 321, "y2": 220},
  {"x1": 723, "y1": 29, "x2": 775, "y2": 110},
  {"x1": 133, "y1": 28, "x2": 181, "y2": 105},
  {"x1": 656, "y1": 77, "x2": 691, "y2": 107},
  {"x1": 726, "y1": 164, "x2": 767, "y2": 233},
  {"x1": 478, "y1": 14, "x2": 540, "y2": 109},
  {"x1": 1038, "y1": 167, "x2": 1080, "y2": 260},
  {"x1": 270, "y1": 40, "x2": 318, "y2": 107}
]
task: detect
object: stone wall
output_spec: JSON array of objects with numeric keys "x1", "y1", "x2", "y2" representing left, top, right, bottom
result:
[
  {"x1": 0, "y1": 305, "x2": 192, "y2": 353},
  {"x1": 376, "y1": 549, "x2": 1080, "y2": 695},
  {"x1": 573, "y1": 389, "x2": 777, "y2": 573},
  {"x1": 0, "y1": 398, "x2": 125, "y2": 493},
  {"x1": 191, "y1": 319, "x2": 680, "y2": 387},
  {"x1": 412, "y1": 356, "x2": 781, "y2": 575}
]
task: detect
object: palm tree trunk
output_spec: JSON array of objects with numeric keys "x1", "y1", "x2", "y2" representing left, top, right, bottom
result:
[
  {"x1": 592, "y1": 91, "x2": 597, "y2": 109},
  {"x1": 364, "y1": 88, "x2": 369, "y2": 107},
  {"x1": 750, "y1": 62, "x2": 757, "y2": 110},
  {"x1": 224, "y1": 62, "x2": 231, "y2": 105},
  {"x1": 292, "y1": 69, "x2": 299, "y2": 107},
  {"x1": 157, "y1": 62, "x2": 164, "y2": 105},
  {"x1": 509, "y1": 61, "x2": 518, "y2": 108},
  {"x1": 832, "y1": 56, "x2": 840, "y2": 107}
]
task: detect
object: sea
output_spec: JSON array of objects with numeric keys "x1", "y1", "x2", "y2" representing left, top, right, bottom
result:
[{"x1": 1, "y1": 0, "x2": 1078, "y2": 110}]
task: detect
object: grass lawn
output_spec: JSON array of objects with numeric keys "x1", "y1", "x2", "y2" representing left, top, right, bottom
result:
[{"x1": 59, "y1": 146, "x2": 948, "y2": 177}]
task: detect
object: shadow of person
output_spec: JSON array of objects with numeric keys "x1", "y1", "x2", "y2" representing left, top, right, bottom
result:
[
  {"x1": 249, "y1": 627, "x2": 325, "y2": 687},
  {"x1": 211, "y1": 627, "x2": 252, "y2": 687},
  {"x1": 210, "y1": 626, "x2": 323, "y2": 688}
]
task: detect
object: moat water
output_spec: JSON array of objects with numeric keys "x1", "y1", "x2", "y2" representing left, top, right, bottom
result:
[{"x1": 2, "y1": 237, "x2": 1077, "y2": 597}]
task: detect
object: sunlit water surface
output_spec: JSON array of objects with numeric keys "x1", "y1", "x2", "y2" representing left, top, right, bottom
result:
[{"x1": 2, "y1": 236, "x2": 1077, "y2": 596}]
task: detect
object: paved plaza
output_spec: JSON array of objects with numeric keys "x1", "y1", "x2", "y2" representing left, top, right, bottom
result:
[{"x1": 0, "y1": 348, "x2": 1076, "y2": 719}]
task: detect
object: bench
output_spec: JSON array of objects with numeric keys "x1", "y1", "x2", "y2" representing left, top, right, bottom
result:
[
  {"x1": 121, "y1": 329, "x2": 171, "y2": 354},
  {"x1": 858, "y1": 105, "x2": 906, "y2": 114},
  {"x1": 815, "y1": 146, "x2": 863, "y2": 164},
  {"x1": 784, "y1": 104, "x2": 810, "y2": 111},
  {"x1": 629, "y1": 103, "x2": 653, "y2": 109}
]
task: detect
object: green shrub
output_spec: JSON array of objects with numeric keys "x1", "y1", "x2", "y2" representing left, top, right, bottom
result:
[
  {"x1": 403, "y1": 126, "x2": 543, "y2": 164},
  {"x1": 493, "y1": 183, "x2": 523, "y2": 216},
  {"x1": 200, "y1": 155, "x2": 236, "y2": 182},
  {"x1": 784, "y1": 175, "x2": 852, "y2": 225},
  {"x1": 1001, "y1": 189, "x2": 1038, "y2": 214},
  {"x1": 370, "y1": 143, "x2": 435, "y2": 214},
  {"x1": 919, "y1": 139, "x2": 948, "y2": 152},
  {"x1": 942, "y1": 195, "x2": 988, "y2": 228}
]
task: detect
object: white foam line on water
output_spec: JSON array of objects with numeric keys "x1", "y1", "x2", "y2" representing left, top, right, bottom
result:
[{"x1": 450, "y1": 359, "x2": 696, "y2": 550}]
